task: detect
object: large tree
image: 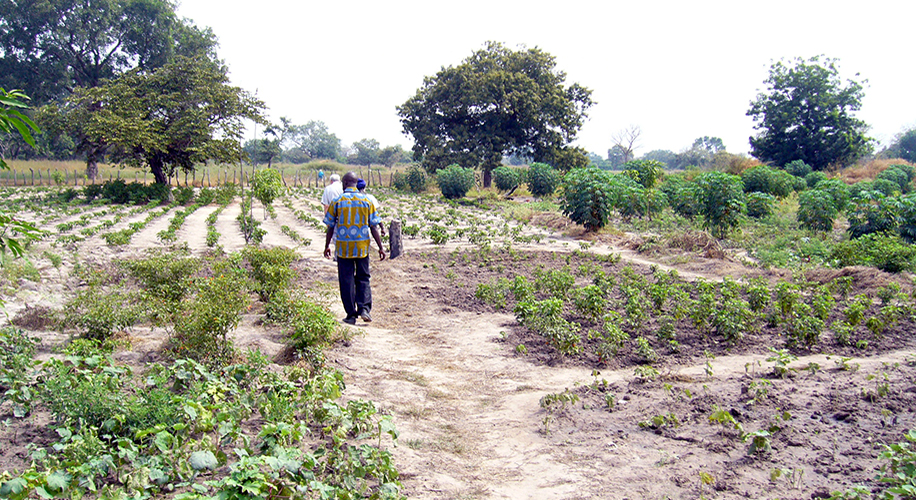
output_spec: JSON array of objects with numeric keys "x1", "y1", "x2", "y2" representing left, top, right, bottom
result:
[
  {"x1": 47, "y1": 56, "x2": 264, "y2": 184},
  {"x1": 885, "y1": 128, "x2": 916, "y2": 163},
  {"x1": 747, "y1": 56, "x2": 873, "y2": 171},
  {"x1": 398, "y1": 41, "x2": 594, "y2": 186},
  {"x1": 285, "y1": 120, "x2": 341, "y2": 161},
  {"x1": 0, "y1": 0, "x2": 217, "y2": 179},
  {"x1": 0, "y1": 0, "x2": 216, "y2": 103}
]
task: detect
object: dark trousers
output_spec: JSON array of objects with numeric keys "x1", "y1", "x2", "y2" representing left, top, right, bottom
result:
[{"x1": 337, "y1": 256, "x2": 371, "y2": 317}]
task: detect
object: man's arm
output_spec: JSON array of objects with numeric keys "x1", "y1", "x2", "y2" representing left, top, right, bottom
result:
[
  {"x1": 370, "y1": 225, "x2": 386, "y2": 261},
  {"x1": 323, "y1": 226, "x2": 335, "y2": 259}
]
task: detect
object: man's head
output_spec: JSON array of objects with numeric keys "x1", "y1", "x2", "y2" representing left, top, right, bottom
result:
[
  {"x1": 342, "y1": 171, "x2": 359, "y2": 188},
  {"x1": 356, "y1": 179, "x2": 367, "y2": 191},
  {"x1": 329, "y1": 173, "x2": 340, "y2": 183}
]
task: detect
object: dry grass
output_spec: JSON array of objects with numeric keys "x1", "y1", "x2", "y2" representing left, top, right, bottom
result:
[{"x1": 836, "y1": 158, "x2": 916, "y2": 184}]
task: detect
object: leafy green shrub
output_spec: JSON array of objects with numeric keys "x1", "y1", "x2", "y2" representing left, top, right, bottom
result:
[
  {"x1": 695, "y1": 171, "x2": 746, "y2": 238},
  {"x1": 391, "y1": 171, "x2": 408, "y2": 191},
  {"x1": 170, "y1": 270, "x2": 250, "y2": 367},
  {"x1": 560, "y1": 167, "x2": 616, "y2": 230},
  {"x1": 436, "y1": 164, "x2": 475, "y2": 199},
  {"x1": 0, "y1": 327, "x2": 39, "y2": 417},
  {"x1": 805, "y1": 171, "x2": 828, "y2": 189},
  {"x1": 196, "y1": 187, "x2": 216, "y2": 205},
  {"x1": 214, "y1": 183, "x2": 239, "y2": 205},
  {"x1": 741, "y1": 165, "x2": 794, "y2": 198},
  {"x1": 120, "y1": 249, "x2": 201, "y2": 303},
  {"x1": 243, "y1": 246, "x2": 299, "y2": 301},
  {"x1": 830, "y1": 233, "x2": 916, "y2": 273},
  {"x1": 404, "y1": 164, "x2": 427, "y2": 193},
  {"x1": 527, "y1": 162, "x2": 561, "y2": 198},
  {"x1": 660, "y1": 175, "x2": 700, "y2": 219},
  {"x1": 534, "y1": 267, "x2": 575, "y2": 300},
  {"x1": 251, "y1": 168, "x2": 285, "y2": 217},
  {"x1": 745, "y1": 192, "x2": 776, "y2": 218},
  {"x1": 847, "y1": 192, "x2": 900, "y2": 239},
  {"x1": 622, "y1": 159, "x2": 664, "y2": 188},
  {"x1": 514, "y1": 298, "x2": 581, "y2": 356},
  {"x1": 266, "y1": 292, "x2": 341, "y2": 353},
  {"x1": 62, "y1": 285, "x2": 144, "y2": 341},
  {"x1": 797, "y1": 189, "x2": 839, "y2": 231},
  {"x1": 237, "y1": 194, "x2": 266, "y2": 245},
  {"x1": 82, "y1": 183, "x2": 103, "y2": 202},
  {"x1": 813, "y1": 178, "x2": 851, "y2": 212},
  {"x1": 493, "y1": 166, "x2": 525, "y2": 193},
  {"x1": 173, "y1": 186, "x2": 196, "y2": 205},
  {"x1": 877, "y1": 166, "x2": 911, "y2": 193},
  {"x1": 897, "y1": 193, "x2": 916, "y2": 243},
  {"x1": 784, "y1": 159, "x2": 812, "y2": 177},
  {"x1": 572, "y1": 285, "x2": 606, "y2": 323}
]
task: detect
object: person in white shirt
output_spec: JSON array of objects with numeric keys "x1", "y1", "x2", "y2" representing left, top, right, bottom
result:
[
  {"x1": 357, "y1": 178, "x2": 385, "y2": 236},
  {"x1": 321, "y1": 173, "x2": 343, "y2": 212}
]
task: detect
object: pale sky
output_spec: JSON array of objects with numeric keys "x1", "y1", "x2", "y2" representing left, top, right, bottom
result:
[{"x1": 176, "y1": 0, "x2": 916, "y2": 158}]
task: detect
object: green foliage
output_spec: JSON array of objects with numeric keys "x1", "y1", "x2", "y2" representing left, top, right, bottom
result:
[
  {"x1": 748, "y1": 56, "x2": 873, "y2": 170},
  {"x1": 61, "y1": 284, "x2": 144, "y2": 341},
  {"x1": 560, "y1": 167, "x2": 616, "y2": 231},
  {"x1": 784, "y1": 160, "x2": 813, "y2": 177},
  {"x1": 250, "y1": 168, "x2": 285, "y2": 217},
  {"x1": 120, "y1": 249, "x2": 201, "y2": 303},
  {"x1": 695, "y1": 171, "x2": 746, "y2": 238},
  {"x1": 660, "y1": 175, "x2": 701, "y2": 219},
  {"x1": 830, "y1": 233, "x2": 916, "y2": 273},
  {"x1": 97, "y1": 179, "x2": 170, "y2": 205},
  {"x1": 898, "y1": 193, "x2": 916, "y2": 243},
  {"x1": 436, "y1": 164, "x2": 475, "y2": 199},
  {"x1": 572, "y1": 285, "x2": 606, "y2": 323},
  {"x1": 797, "y1": 188, "x2": 839, "y2": 231},
  {"x1": 404, "y1": 164, "x2": 428, "y2": 193},
  {"x1": 398, "y1": 41, "x2": 593, "y2": 178},
  {"x1": 805, "y1": 171, "x2": 828, "y2": 189},
  {"x1": 0, "y1": 327, "x2": 39, "y2": 417},
  {"x1": 267, "y1": 293, "x2": 341, "y2": 355},
  {"x1": 740, "y1": 165, "x2": 794, "y2": 198},
  {"x1": 813, "y1": 179, "x2": 851, "y2": 212},
  {"x1": 243, "y1": 246, "x2": 299, "y2": 302},
  {"x1": 237, "y1": 194, "x2": 266, "y2": 245},
  {"x1": 621, "y1": 159, "x2": 664, "y2": 188},
  {"x1": 847, "y1": 192, "x2": 900, "y2": 239},
  {"x1": 514, "y1": 298, "x2": 581, "y2": 356},
  {"x1": 493, "y1": 166, "x2": 525, "y2": 193},
  {"x1": 745, "y1": 192, "x2": 776, "y2": 219},
  {"x1": 877, "y1": 166, "x2": 911, "y2": 193},
  {"x1": 169, "y1": 269, "x2": 250, "y2": 367},
  {"x1": 528, "y1": 162, "x2": 561, "y2": 198}
]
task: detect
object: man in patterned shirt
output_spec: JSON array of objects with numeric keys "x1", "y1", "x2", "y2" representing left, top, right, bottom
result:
[{"x1": 323, "y1": 172, "x2": 386, "y2": 324}]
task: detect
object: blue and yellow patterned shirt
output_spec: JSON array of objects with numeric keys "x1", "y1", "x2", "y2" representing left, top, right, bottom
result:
[{"x1": 323, "y1": 187, "x2": 381, "y2": 259}]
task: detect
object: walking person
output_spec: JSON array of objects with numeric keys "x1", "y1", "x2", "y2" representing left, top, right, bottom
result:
[
  {"x1": 321, "y1": 173, "x2": 343, "y2": 212},
  {"x1": 323, "y1": 172, "x2": 386, "y2": 324}
]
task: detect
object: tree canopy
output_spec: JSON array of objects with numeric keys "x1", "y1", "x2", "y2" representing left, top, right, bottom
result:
[
  {"x1": 46, "y1": 56, "x2": 264, "y2": 184},
  {"x1": 398, "y1": 42, "x2": 593, "y2": 185},
  {"x1": 885, "y1": 128, "x2": 916, "y2": 163},
  {"x1": 0, "y1": 0, "x2": 216, "y2": 104},
  {"x1": 747, "y1": 56, "x2": 873, "y2": 171}
]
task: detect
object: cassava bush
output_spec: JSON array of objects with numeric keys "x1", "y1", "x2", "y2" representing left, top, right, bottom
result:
[
  {"x1": 741, "y1": 165, "x2": 794, "y2": 198},
  {"x1": 745, "y1": 192, "x2": 776, "y2": 219},
  {"x1": 622, "y1": 159, "x2": 664, "y2": 188},
  {"x1": 527, "y1": 162, "x2": 561, "y2": 198},
  {"x1": 695, "y1": 171, "x2": 746, "y2": 238},
  {"x1": 243, "y1": 246, "x2": 299, "y2": 301},
  {"x1": 797, "y1": 189, "x2": 839, "y2": 232},
  {"x1": 250, "y1": 168, "x2": 285, "y2": 218},
  {"x1": 560, "y1": 167, "x2": 616, "y2": 231},
  {"x1": 493, "y1": 166, "x2": 525, "y2": 193},
  {"x1": 437, "y1": 164, "x2": 475, "y2": 199}
]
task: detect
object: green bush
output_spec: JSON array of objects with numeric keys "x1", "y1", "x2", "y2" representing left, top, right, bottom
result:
[
  {"x1": 745, "y1": 192, "x2": 776, "y2": 218},
  {"x1": 120, "y1": 249, "x2": 201, "y2": 303},
  {"x1": 267, "y1": 293, "x2": 341, "y2": 353},
  {"x1": 797, "y1": 189, "x2": 839, "y2": 231},
  {"x1": 741, "y1": 165, "x2": 794, "y2": 198},
  {"x1": 560, "y1": 167, "x2": 616, "y2": 230},
  {"x1": 62, "y1": 285, "x2": 144, "y2": 341},
  {"x1": 784, "y1": 159, "x2": 812, "y2": 177},
  {"x1": 405, "y1": 164, "x2": 428, "y2": 193},
  {"x1": 830, "y1": 233, "x2": 916, "y2": 273},
  {"x1": 214, "y1": 183, "x2": 239, "y2": 205},
  {"x1": 170, "y1": 269, "x2": 250, "y2": 367},
  {"x1": 805, "y1": 171, "x2": 828, "y2": 189},
  {"x1": 660, "y1": 175, "x2": 700, "y2": 219},
  {"x1": 695, "y1": 171, "x2": 746, "y2": 238},
  {"x1": 813, "y1": 178, "x2": 851, "y2": 212},
  {"x1": 897, "y1": 193, "x2": 916, "y2": 243},
  {"x1": 527, "y1": 162, "x2": 561, "y2": 198},
  {"x1": 847, "y1": 192, "x2": 900, "y2": 239},
  {"x1": 621, "y1": 159, "x2": 664, "y2": 188},
  {"x1": 251, "y1": 168, "x2": 285, "y2": 215},
  {"x1": 196, "y1": 187, "x2": 217, "y2": 205},
  {"x1": 437, "y1": 164, "x2": 475, "y2": 199},
  {"x1": 391, "y1": 172, "x2": 408, "y2": 191},
  {"x1": 243, "y1": 246, "x2": 299, "y2": 301},
  {"x1": 877, "y1": 166, "x2": 911, "y2": 193},
  {"x1": 493, "y1": 166, "x2": 525, "y2": 193},
  {"x1": 173, "y1": 186, "x2": 196, "y2": 205}
]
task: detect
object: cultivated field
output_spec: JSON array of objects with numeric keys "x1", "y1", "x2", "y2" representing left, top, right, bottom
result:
[{"x1": 1, "y1": 181, "x2": 915, "y2": 500}]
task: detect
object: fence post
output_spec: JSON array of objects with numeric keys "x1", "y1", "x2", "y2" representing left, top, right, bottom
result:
[{"x1": 389, "y1": 220, "x2": 403, "y2": 259}]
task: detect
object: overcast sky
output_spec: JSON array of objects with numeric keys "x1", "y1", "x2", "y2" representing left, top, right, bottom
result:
[{"x1": 176, "y1": 0, "x2": 915, "y2": 158}]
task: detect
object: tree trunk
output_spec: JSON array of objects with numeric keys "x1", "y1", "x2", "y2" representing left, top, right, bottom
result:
[
  {"x1": 86, "y1": 160, "x2": 98, "y2": 181},
  {"x1": 150, "y1": 159, "x2": 168, "y2": 184}
]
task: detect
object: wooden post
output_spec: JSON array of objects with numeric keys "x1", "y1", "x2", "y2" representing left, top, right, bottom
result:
[{"x1": 389, "y1": 220, "x2": 403, "y2": 259}]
